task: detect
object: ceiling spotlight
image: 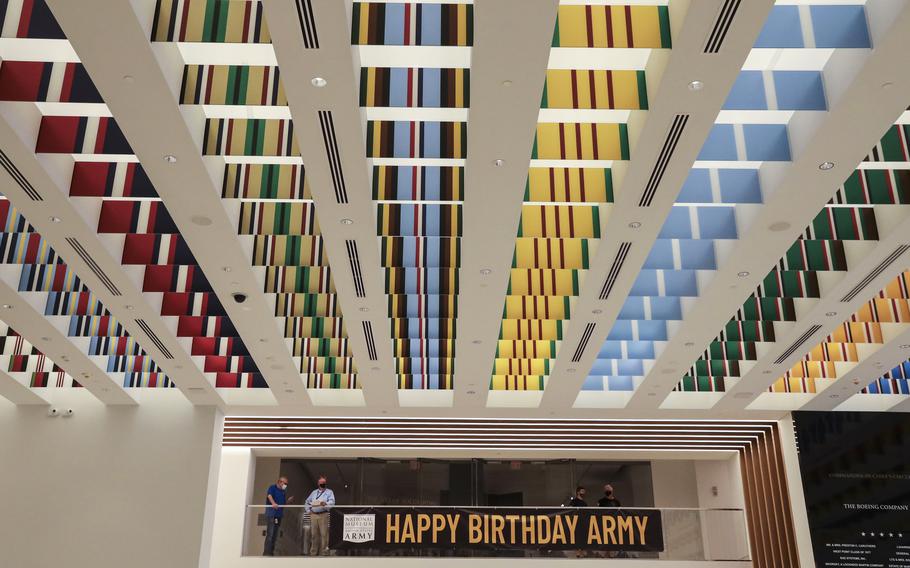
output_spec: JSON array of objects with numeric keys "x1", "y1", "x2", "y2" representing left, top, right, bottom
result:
[
  {"x1": 480, "y1": 268, "x2": 492, "y2": 275},
  {"x1": 1, "y1": 304, "x2": 11, "y2": 309},
  {"x1": 900, "y1": 344, "x2": 910, "y2": 349},
  {"x1": 493, "y1": 159, "x2": 505, "y2": 167},
  {"x1": 164, "y1": 154, "x2": 177, "y2": 164},
  {"x1": 466, "y1": 390, "x2": 477, "y2": 395},
  {"x1": 311, "y1": 77, "x2": 327, "y2": 88},
  {"x1": 628, "y1": 221, "x2": 642, "y2": 229},
  {"x1": 340, "y1": 218, "x2": 354, "y2": 225},
  {"x1": 592, "y1": 309, "x2": 603, "y2": 315},
  {"x1": 768, "y1": 221, "x2": 791, "y2": 232},
  {"x1": 222, "y1": 266, "x2": 232, "y2": 273},
  {"x1": 818, "y1": 161, "x2": 835, "y2": 171},
  {"x1": 737, "y1": 271, "x2": 750, "y2": 278},
  {"x1": 567, "y1": 368, "x2": 576, "y2": 373},
  {"x1": 471, "y1": 339, "x2": 482, "y2": 345},
  {"x1": 258, "y1": 338, "x2": 268, "y2": 343},
  {"x1": 61, "y1": 356, "x2": 69, "y2": 362},
  {"x1": 359, "y1": 307, "x2": 369, "y2": 313},
  {"x1": 502, "y1": 80, "x2": 513, "y2": 88},
  {"x1": 687, "y1": 80, "x2": 704, "y2": 91},
  {"x1": 122, "y1": 75, "x2": 135, "y2": 84},
  {"x1": 684, "y1": 341, "x2": 695, "y2": 347},
  {"x1": 191, "y1": 215, "x2": 212, "y2": 226},
  {"x1": 40, "y1": 336, "x2": 50, "y2": 342},
  {"x1": 124, "y1": 305, "x2": 134, "y2": 310},
  {"x1": 49, "y1": 216, "x2": 62, "y2": 223},
  {"x1": 825, "y1": 311, "x2": 837, "y2": 317}
]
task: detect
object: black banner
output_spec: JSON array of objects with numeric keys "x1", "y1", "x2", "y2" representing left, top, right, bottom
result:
[
  {"x1": 329, "y1": 507, "x2": 663, "y2": 552},
  {"x1": 794, "y1": 411, "x2": 910, "y2": 567}
]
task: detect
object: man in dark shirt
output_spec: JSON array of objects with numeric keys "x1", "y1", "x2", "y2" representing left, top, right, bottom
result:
[
  {"x1": 598, "y1": 484, "x2": 622, "y2": 507},
  {"x1": 568, "y1": 486, "x2": 587, "y2": 507},
  {"x1": 263, "y1": 476, "x2": 295, "y2": 556}
]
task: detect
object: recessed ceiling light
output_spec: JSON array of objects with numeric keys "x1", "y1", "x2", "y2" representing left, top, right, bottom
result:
[
  {"x1": 647, "y1": 392, "x2": 656, "y2": 397},
  {"x1": 874, "y1": 362, "x2": 884, "y2": 367},
  {"x1": 628, "y1": 221, "x2": 642, "y2": 229},
  {"x1": 359, "y1": 307, "x2": 369, "y2": 313},
  {"x1": 61, "y1": 356, "x2": 69, "y2": 362},
  {"x1": 122, "y1": 75, "x2": 135, "y2": 84},
  {"x1": 768, "y1": 221, "x2": 791, "y2": 232},
  {"x1": 471, "y1": 339, "x2": 482, "y2": 345},
  {"x1": 737, "y1": 271, "x2": 750, "y2": 277},
  {"x1": 222, "y1": 266, "x2": 232, "y2": 273},
  {"x1": 270, "y1": 364, "x2": 283, "y2": 370},
  {"x1": 1, "y1": 304, "x2": 11, "y2": 309},
  {"x1": 567, "y1": 368, "x2": 576, "y2": 373},
  {"x1": 311, "y1": 77, "x2": 327, "y2": 88},
  {"x1": 284, "y1": 389, "x2": 295, "y2": 393},
  {"x1": 40, "y1": 336, "x2": 50, "y2": 341},
  {"x1": 825, "y1": 311, "x2": 837, "y2": 317},
  {"x1": 687, "y1": 80, "x2": 704, "y2": 91},
  {"x1": 881, "y1": 81, "x2": 894, "y2": 90},
  {"x1": 900, "y1": 344, "x2": 910, "y2": 349},
  {"x1": 466, "y1": 390, "x2": 476, "y2": 395},
  {"x1": 592, "y1": 309, "x2": 603, "y2": 315},
  {"x1": 371, "y1": 367, "x2": 380, "y2": 371},
  {"x1": 762, "y1": 370, "x2": 772, "y2": 375},
  {"x1": 49, "y1": 216, "x2": 62, "y2": 223},
  {"x1": 829, "y1": 394, "x2": 840, "y2": 399},
  {"x1": 124, "y1": 305, "x2": 134, "y2": 310},
  {"x1": 164, "y1": 154, "x2": 177, "y2": 164},
  {"x1": 480, "y1": 268, "x2": 492, "y2": 275},
  {"x1": 191, "y1": 215, "x2": 212, "y2": 226},
  {"x1": 81, "y1": 372, "x2": 90, "y2": 378},
  {"x1": 340, "y1": 218, "x2": 354, "y2": 225},
  {"x1": 258, "y1": 338, "x2": 268, "y2": 343},
  {"x1": 175, "y1": 365, "x2": 183, "y2": 370},
  {"x1": 493, "y1": 159, "x2": 505, "y2": 167},
  {"x1": 684, "y1": 342, "x2": 695, "y2": 347},
  {"x1": 818, "y1": 161, "x2": 835, "y2": 171},
  {"x1": 502, "y1": 80, "x2": 513, "y2": 88}
]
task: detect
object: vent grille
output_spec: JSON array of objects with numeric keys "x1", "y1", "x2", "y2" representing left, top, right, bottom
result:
[
  {"x1": 840, "y1": 245, "x2": 910, "y2": 302},
  {"x1": 774, "y1": 325, "x2": 822, "y2": 365},
  {"x1": 135, "y1": 319, "x2": 175, "y2": 359},
  {"x1": 65, "y1": 238, "x2": 121, "y2": 296},
  {"x1": 346, "y1": 240, "x2": 366, "y2": 298},
  {"x1": 362, "y1": 321, "x2": 378, "y2": 361},
  {"x1": 639, "y1": 114, "x2": 689, "y2": 207},
  {"x1": 294, "y1": 0, "x2": 320, "y2": 49},
  {"x1": 0, "y1": 149, "x2": 42, "y2": 201},
  {"x1": 318, "y1": 111, "x2": 347, "y2": 204},
  {"x1": 704, "y1": 0, "x2": 742, "y2": 53},
  {"x1": 599, "y1": 242, "x2": 632, "y2": 300},
  {"x1": 571, "y1": 323, "x2": 596, "y2": 363}
]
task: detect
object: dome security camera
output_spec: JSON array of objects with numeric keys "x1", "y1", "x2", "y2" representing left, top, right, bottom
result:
[
  {"x1": 48, "y1": 407, "x2": 59, "y2": 417},
  {"x1": 64, "y1": 408, "x2": 75, "y2": 417},
  {"x1": 232, "y1": 292, "x2": 248, "y2": 304}
]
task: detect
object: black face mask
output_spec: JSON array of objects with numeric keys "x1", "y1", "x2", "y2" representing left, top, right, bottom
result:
[{"x1": 319, "y1": 483, "x2": 326, "y2": 489}]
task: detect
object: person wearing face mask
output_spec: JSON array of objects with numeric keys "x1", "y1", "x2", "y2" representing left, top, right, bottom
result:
[
  {"x1": 598, "y1": 484, "x2": 622, "y2": 508},
  {"x1": 305, "y1": 475, "x2": 335, "y2": 556},
  {"x1": 263, "y1": 476, "x2": 295, "y2": 556},
  {"x1": 568, "y1": 486, "x2": 587, "y2": 507}
]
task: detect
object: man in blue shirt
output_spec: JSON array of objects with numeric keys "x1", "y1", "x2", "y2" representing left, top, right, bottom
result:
[
  {"x1": 263, "y1": 476, "x2": 294, "y2": 556},
  {"x1": 305, "y1": 475, "x2": 335, "y2": 556}
]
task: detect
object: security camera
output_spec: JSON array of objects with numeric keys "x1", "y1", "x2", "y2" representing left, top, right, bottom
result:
[
  {"x1": 232, "y1": 292, "x2": 247, "y2": 304},
  {"x1": 48, "y1": 407, "x2": 59, "y2": 417},
  {"x1": 64, "y1": 408, "x2": 75, "y2": 417}
]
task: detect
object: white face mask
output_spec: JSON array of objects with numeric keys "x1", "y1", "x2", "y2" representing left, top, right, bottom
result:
[{"x1": 280, "y1": 483, "x2": 288, "y2": 490}]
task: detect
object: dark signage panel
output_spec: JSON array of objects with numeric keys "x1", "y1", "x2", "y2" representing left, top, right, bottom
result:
[
  {"x1": 794, "y1": 411, "x2": 910, "y2": 567},
  {"x1": 329, "y1": 507, "x2": 663, "y2": 553}
]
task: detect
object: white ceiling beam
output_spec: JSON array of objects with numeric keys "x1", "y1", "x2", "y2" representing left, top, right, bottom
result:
[
  {"x1": 46, "y1": 0, "x2": 306, "y2": 406},
  {"x1": 631, "y1": 0, "x2": 910, "y2": 410},
  {"x1": 712, "y1": 216, "x2": 910, "y2": 412},
  {"x1": 0, "y1": 369, "x2": 50, "y2": 405},
  {"x1": 799, "y1": 325, "x2": 910, "y2": 412},
  {"x1": 452, "y1": 0, "x2": 560, "y2": 408},
  {"x1": 260, "y1": 0, "x2": 401, "y2": 408},
  {"x1": 540, "y1": 0, "x2": 778, "y2": 410},
  {"x1": 0, "y1": 103, "x2": 219, "y2": 406}
]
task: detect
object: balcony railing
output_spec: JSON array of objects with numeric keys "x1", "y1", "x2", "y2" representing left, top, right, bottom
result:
[{"x1": 243, "y1": 505, "x2": 750, "y2": 561}]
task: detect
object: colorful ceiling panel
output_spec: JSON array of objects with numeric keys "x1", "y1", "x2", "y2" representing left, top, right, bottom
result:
[{"x1": 0, "y1": 0, "x2": 908, "y2": 414}]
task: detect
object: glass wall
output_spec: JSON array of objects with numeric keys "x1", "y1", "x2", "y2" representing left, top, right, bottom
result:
[{"x1": 269, "y1": 458, "x2": 653, "y2": 508}]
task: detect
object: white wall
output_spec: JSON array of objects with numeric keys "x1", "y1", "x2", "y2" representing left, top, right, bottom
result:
[{"x1": 0, "y1": 390, "x2": 221, "y2": 568}]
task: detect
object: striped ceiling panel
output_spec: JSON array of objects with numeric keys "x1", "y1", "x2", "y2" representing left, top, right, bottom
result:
[
  {"x1": 678, "y1": 124, "x2": 910, "y2": 395},
  {"x1": 356, "y1": 2, "x2": 471, "y2": 390},
  {"x1": 152, "y1": 1, "x2": 358, "y2": 390},
  {"x1": 770, "y1": 269, "x2": 910, "y2": 396},
  {"x1": 490, "y1": 2, "x2": 670, "y2": 393},
  {"x1": 0, "y1": 319, "x2": 77, "y2": 389}
]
